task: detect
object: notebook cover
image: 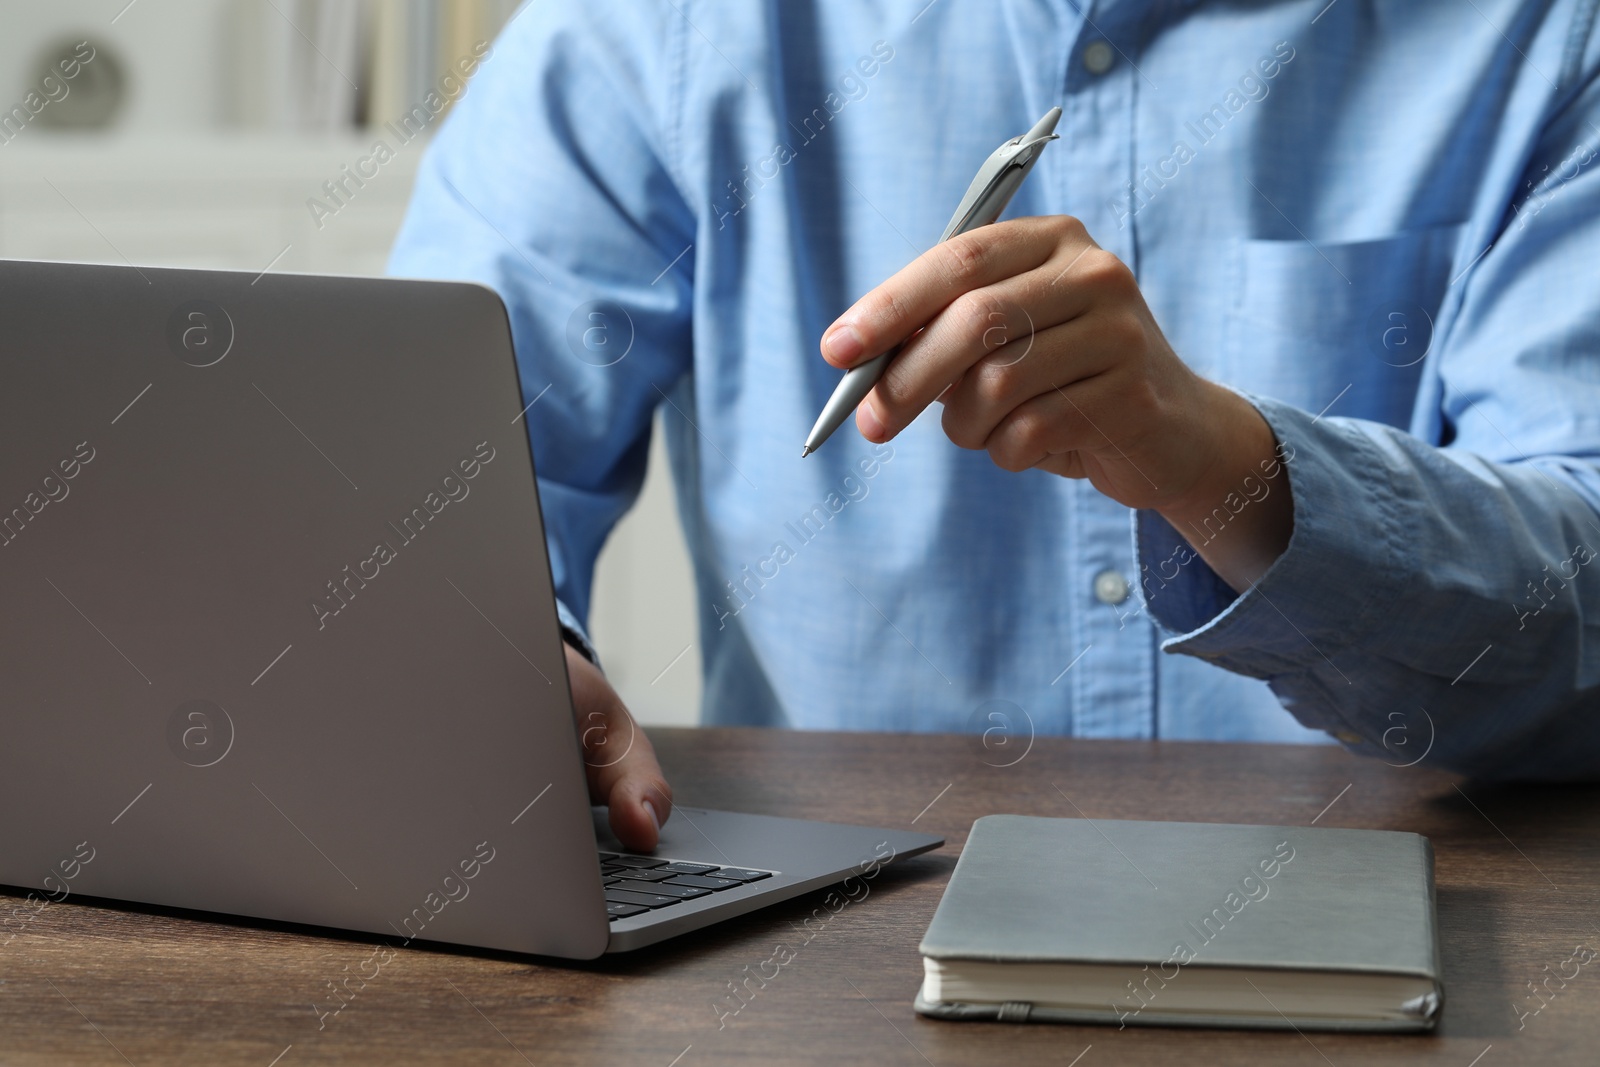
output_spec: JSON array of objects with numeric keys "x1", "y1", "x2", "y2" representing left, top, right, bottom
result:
[{"x1": 916, "y1": 815, "x2": 1441, "y2": 1031}]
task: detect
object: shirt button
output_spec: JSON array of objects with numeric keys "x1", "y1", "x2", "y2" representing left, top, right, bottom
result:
[
  {"x1": 1081, "y1": 41, "x2": 1115, "y2": 76},
  {"x1": 1093, "y1": 570, "x2": 1130, "y2": 605}
]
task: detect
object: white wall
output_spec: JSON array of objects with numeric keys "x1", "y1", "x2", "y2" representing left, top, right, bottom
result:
[
  {"x1": 591, "y1": 432, "x2": 703, "y2": 726},
  {"x1": 0, "y1": 0, "x2": 231, "y2": 130}
]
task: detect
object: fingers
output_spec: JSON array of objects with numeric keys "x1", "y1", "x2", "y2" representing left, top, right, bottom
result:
[
  {"x1": 978, "y1": 385, "x2": 1100, "y2": 473},
  {"x1": 976, "y1": 361, "x2": 1162, "y2": 479},
  {"x1": 564, "y1": 644, "x2": 673, "y2": 853},
  {"x1": 851, "y1": 225, "x2": 1118, "y2": 442},
  {"x1": 597, "y1": 722, "x2": 673, "y2": 855},
  {"x1": 866, "y1": 276, "x2": 1077, "y2": 443},
  {"x1": 938, "y1": 293, "x2": 1150, "y2": 449},
  {"x1": 821, "y1": 216, "x2": 1083, "y2": 370}
]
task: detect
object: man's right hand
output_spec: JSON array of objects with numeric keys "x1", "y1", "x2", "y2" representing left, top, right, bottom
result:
[{"x1": 563, "y1": 642, "x2": 674, "y2": 853}]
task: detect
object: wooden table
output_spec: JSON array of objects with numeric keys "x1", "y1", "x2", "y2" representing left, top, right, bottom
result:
[{"x1": 3, "y1": 727, "x2": 1597, "y2": 1065}]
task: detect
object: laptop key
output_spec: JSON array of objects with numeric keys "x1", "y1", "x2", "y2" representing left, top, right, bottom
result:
[
  {"x1": 712, "y1": 868, "x2": 772, "y2": 882},
  {"x1": 612, "y1": 880, "x2": 710, "y2": 900},
  {"x1": 665, "y1": 874, "x2": 741, "y2": 891},
  {"x1": 598, "y1": 852, "x2": 621, "y2": 861},
  {"x1": 608, "y1": 868, "x2": 673, "y2": 883},
  {"x1": 658, "y1": 862, "x2": 720, "y2": 875},
  {"x1": 608, "y1": 855, "x2": 668, "y2": 869},
  {"x1": 607, "y1": 901, "x2": 649, "y2": 919},
  {"x1": 606, "y1": 889, "x2": 680, "y2": 909}
]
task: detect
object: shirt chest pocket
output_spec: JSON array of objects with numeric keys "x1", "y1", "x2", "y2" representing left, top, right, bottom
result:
[{"x1": 1221, "y1": 223, "x2": 1466, "y2": 428}]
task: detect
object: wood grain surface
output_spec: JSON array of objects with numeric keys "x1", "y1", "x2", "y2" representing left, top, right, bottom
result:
[{"x1": 2, "y1": 727, "x2": 1596, "y2": 1065}]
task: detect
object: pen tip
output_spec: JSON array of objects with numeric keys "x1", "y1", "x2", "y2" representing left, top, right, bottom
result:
[{"x1": 800, "y1": 446, "x2": 813, "y2": 458}]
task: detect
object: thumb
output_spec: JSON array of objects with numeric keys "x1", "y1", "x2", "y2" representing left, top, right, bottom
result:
[{"x1": 564, "y1": 644, "x2": 673, "y2": 852}]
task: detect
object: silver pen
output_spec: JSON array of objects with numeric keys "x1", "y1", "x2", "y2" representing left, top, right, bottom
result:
[{"x1": 801, "y1": 106, "x2": 1062, "y2": 458}]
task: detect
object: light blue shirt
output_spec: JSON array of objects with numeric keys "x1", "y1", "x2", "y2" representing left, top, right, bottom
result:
[{"x1": 390, "y1": 0, "x2": 1600, "y2": 777}]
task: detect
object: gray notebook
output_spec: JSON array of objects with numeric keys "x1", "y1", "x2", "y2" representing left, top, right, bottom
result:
[{"x1": 916, "y1": 815, "x2": 1441, "y2": 1031}]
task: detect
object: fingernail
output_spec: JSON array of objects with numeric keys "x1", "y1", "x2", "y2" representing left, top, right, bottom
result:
[
  {"x1": 857, "y1": 401, "x2": 885, "y2": 441},
  {"x1": 823, "y1": 323, "x2": 863, "y2": 364},
  {"x1": 643, "y1": 799, "x2": 661, "y2": 832}
]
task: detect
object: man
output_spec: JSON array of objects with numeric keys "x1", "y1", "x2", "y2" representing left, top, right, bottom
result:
[{"x1": 390, "y1": 0, "x2": 1600, "y2": 851}]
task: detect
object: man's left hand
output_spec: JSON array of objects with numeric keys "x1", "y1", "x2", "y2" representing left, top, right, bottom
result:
[{"x1": 819, "y1": 215, "x2": 1293, "y2": 590}]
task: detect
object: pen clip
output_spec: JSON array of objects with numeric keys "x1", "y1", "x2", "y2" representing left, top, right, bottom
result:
[{"x1": 939, "y1": 108, "x2": 1061, "y2": 242}]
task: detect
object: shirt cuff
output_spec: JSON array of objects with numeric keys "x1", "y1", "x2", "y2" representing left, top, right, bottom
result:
[
  {"x1": 1133, "y1": 393, "x2": 1414, "y2": 685},
  {"x1": 554, "y1": 596, "x2": 601, "y2": 668}
]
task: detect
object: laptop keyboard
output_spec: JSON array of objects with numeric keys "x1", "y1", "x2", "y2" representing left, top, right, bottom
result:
[{"x1": 599, "y1": 852, "x2": 774, "y2": 920}]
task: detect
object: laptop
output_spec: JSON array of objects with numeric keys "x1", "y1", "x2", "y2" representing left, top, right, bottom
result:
[{"x1": 0, "y1": 259, "x2": 942, "y2": 958}]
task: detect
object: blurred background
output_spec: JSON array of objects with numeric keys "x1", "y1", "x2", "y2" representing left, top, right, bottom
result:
[{"x1": 0, "y1": 0, "x2": 702, "y2": 726}]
